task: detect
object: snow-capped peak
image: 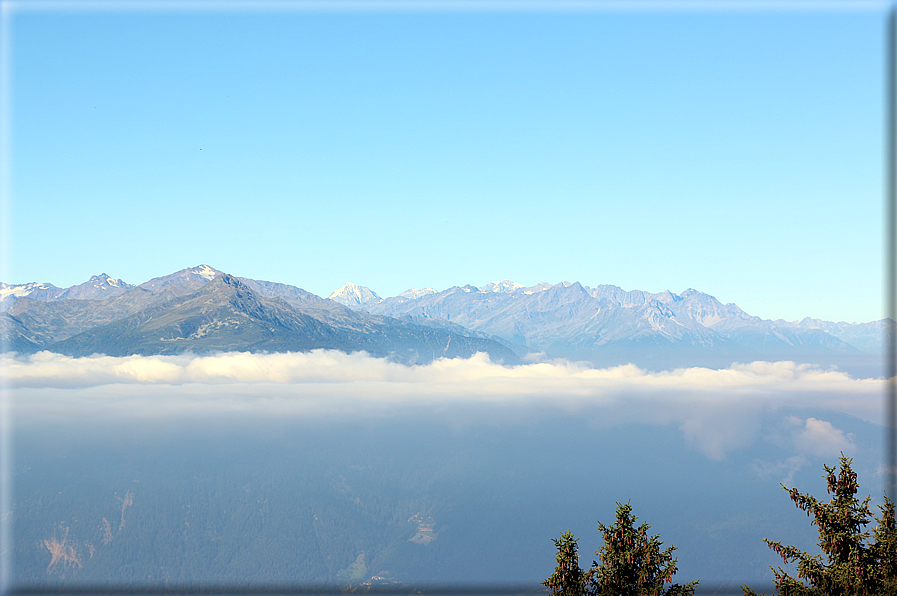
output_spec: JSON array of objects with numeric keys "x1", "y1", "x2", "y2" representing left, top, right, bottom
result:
[
  {"x1": 479, "y1": 280, "x2": 524, "y2": 293},
  {"x1": 328, "y1": 282, "x2": 382, "y2": 308}
]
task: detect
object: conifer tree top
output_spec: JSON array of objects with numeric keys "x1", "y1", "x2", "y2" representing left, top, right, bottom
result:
[{"x1": 742, "y1": 454, "x2": 897, "y2": 596}]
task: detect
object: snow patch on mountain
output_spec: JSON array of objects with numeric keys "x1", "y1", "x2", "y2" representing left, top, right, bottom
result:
[
  {"x1": 193, "y1": 264, "x2": 219, "y2": 281},
  {"x1": 88, "y1": 273, "x2": 128, "y2": 288},
  {"x1": 479, "y1": 280, "x2": 524, "y2": 293},
  {"x1": 0, "y1": 282, "x2": 55, "y2": 299},
  {"x1": 398, "y1": 288, "x2": 437, "y2": 300}
]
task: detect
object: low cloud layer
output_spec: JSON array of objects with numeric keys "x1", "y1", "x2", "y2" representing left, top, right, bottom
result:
[{"x1": 2, "y1": 350, "x2": 884, "y2": 461}]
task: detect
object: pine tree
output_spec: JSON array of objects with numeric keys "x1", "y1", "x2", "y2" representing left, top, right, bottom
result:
[
  {"x1": 544, "y1": 530, "x2": 587, "y2": 596},
  {"x1": 545, "y1": 503, "x2": 697, "y2": 596},
  {"x1": 586, "y1": 502, "x2": 698, "y2": 596},
  {"x1": 742, "y1": 454, "x2": 897, "y2": 596}
]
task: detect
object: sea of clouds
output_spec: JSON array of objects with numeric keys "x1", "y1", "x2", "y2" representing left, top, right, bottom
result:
[{"x1": 1, "y1": 350, "x2": 882, "y2": 463}]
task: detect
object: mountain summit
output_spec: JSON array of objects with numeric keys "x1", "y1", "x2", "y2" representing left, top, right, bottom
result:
[{"x1": 139, "y1": 264, "x2": 223, "y2": 292}]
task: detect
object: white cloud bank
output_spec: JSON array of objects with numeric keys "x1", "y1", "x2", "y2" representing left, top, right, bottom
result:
[
  {"x1": 1, "y1": 350, "x2": 884, "y2": 460},
  {"x1": 3, "y1": 350, "x2": 882, "y2": 392}
]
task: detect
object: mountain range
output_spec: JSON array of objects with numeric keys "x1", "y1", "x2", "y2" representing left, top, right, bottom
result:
[
  {"x1": 355, "y1": 280, "x2": 891, "y2": 374},
  {"x1": 0, "y1": 267, "x2": 520, "y2": 365},
  {"x1": 2, "y1": 266, "x2": 891, "y2": 376}
]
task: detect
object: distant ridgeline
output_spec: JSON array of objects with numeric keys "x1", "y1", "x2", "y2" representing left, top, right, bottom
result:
[{"x1": 1, "y1": 265, "x2": 891, "y2": 374}]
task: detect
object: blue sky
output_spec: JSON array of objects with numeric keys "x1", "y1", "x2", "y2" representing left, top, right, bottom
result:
[{"x1": 1, "y1": 2, "x2": 887, "y2": 323}]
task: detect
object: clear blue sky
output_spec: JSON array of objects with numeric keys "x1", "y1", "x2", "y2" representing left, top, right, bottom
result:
[{"x1": 1, "y1": 2, "x2": 887, "y2": 323}]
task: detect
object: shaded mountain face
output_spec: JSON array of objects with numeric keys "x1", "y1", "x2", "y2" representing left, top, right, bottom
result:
[
  {"x1": 239, "y1": 277, "x2": 324, "y2": 306},
  {"x1": 3, "y1": 289, "x2": 156, "y2": 349},
  {"x1": 47, "y1": 274, "x2": 344, "y2": 357},
  {"x1": 55, "y1": 274, "x2": 134, "y2": 301},
  {"x1": 1, "y1": 270, "x2": 520, "y2": 365}
]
